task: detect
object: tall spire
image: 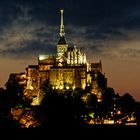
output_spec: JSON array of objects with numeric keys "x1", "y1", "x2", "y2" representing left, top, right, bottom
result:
[{"x1": 60, "y1": 9, "x2": 65, "y2": 37}]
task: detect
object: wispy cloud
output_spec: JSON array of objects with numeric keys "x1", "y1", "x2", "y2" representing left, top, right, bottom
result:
[
  {"x1": 66, "y1": 26, "x2": 140, "y2": 60},
  {"x1": 0, "y1": 4, "x2": 140, "y2": 61},
  {"x1": 0, "y1": 6, "x2": 59, "y2": 59}
]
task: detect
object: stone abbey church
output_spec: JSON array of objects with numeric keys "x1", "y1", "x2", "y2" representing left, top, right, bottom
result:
[{"x1": 9, "y1": 10, "x2": 107, "y2": 105}]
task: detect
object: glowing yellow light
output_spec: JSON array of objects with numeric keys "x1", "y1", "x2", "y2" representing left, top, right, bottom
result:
[
  {"x1": 103, "y1": 119, "x2": 109, "y2": 124},
  {"x1": 56, "y1": 86, "x2": 58, "y2": 89},
  {"x1": 97, "y1": 98, "x2": 102, "y2": 102},
  {"x1": 39, "y1": 55, "x2": 48, "y2": 60},
  {"x1": 104, "y1": 119, "x2": 114, "y2": 124},
  {"x1": 125, "y1": 122, "x2": 137, "y2": 126},
  {"x1": 89, "y1": 119, "x2": 94, "y2": 124},
  {"x1": 131, "y1": 116, "x2": 136, "y2": 121},
  {"x1": 72, "y1": 86, "x2": 75, "y2": 90},
  {"x1": 117, "y1": 110, "x2": 121, "y2": 115},
  {"x1": 108, "y1": 120, "x2": 114, "y2": 124},
  {"x1": 30, "y1": 86, "x2": 33, "y2": 90},
  {"x1": 82, "y1": 84, "x2": 86, "y2": 89},
  {"x1": 39, "y1": 55, "x2": 45, "y2": 60},
  {"x1": 116, "y1": 120, "x2": 122, "y2": 124},
  {"x1": 59, "y1": 85, "x2": 63, "y2": 90},
  {"x1": 66, "y1": 86, "x2": 69, "y2": 90}
]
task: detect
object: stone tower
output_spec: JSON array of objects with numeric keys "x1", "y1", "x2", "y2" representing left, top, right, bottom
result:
[{"x1": 57, "y1": 9, "x2": 68, "y2": 65}]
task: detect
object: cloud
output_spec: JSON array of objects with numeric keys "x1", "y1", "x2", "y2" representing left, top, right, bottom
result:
[
  {"x1": 65, "y1": 26, "x2": 140, "y2": 60},
  {"x1": 0, "y1": 2, "x2": 140, "y2": 61},
  {"x1": 0, "y1": 5, "x2": 59, "y2": 59},
  {"x1": 1, "y1": 15, "x2": 140, "y2": 61}
]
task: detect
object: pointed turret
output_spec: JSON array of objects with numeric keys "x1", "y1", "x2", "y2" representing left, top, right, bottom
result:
[
  {"x1": 58, "y1": 9, "x2": 67, "y2": 45},
  {"x1": 60, "y1": 9, "x2": 65, "y2": 37},
  {"x1": 57, "y1": 9, "x2": 68, "y2": 59}
]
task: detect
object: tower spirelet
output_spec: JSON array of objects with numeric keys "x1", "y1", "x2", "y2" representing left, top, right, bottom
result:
[{"x1": 60, "y1": 9, "x2": 65, "y2": 37}]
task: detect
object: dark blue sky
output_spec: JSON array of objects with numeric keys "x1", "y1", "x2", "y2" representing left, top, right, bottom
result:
[
  {"x1": 0, "y1": 0, "x2": 140, "y2": 58},
  {"x1": 0, "y1": 0, "x2": 140, "y2": 100}
]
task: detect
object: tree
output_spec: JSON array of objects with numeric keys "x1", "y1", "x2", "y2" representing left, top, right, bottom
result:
[
  {"x1": 120, "y1": 93, "x2": 136, "y2": 114},
  {"x1": 5, "y1": 74, "x2": 24, "y2": 108},
  {"x1": 102, "y1": 87, "x2": 116, "y2": 117},
  {"x1": 0, "y1": 88, "x2": 8, "y2": 116},
  {"x1": 36, "y1": 88, "x2": 88, "y2": 128},
  {"x1": 87, "y1": 93, "x2": 97, "y2": 112}
]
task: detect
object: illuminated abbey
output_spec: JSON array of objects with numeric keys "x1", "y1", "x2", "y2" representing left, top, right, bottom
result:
[{"x1": 9, "y1": 10, "x2": 107, "y2": 105}]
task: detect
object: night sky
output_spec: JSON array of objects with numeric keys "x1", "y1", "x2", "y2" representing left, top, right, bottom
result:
[{"x1": 0, "y1": 0, "x2": 140, "y2": 101}]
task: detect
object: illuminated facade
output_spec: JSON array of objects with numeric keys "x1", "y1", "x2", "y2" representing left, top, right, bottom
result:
[{"x1": 13, "y1": 9, "x2": 107, "y2": 104}]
